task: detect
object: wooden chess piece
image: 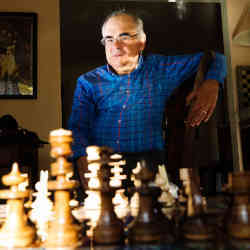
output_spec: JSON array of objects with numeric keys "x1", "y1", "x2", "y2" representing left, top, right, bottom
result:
[
  {"x1": 0, "y1": 162, "x2": 36, "y2": 247},
  {"x1": 43, "y1": 129, "x2": 88, "y2": 248},
  {"x1": 29, "y1": 170, "x2": 54, "y2": 242},
  {"x1": 87, "y1": 146, "x2": 124, "y2": 245},
  {"x1": 179, "y1": 168, "x2": 214, "y2": 240},
  {"x1": 128, "y1": 159, "x2": 174, "y2": 244},
  {"x1": 225, "y1": 171, "x2": 250, "y2": 239}
]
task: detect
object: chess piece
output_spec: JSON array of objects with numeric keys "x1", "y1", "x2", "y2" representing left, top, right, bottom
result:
[
  {"x1": 43, "y1": 128, "x2": 87, "y2": 248},
  {"x1": 155, "y1": 164, "x2": 178, "y2": 208},
  {"x1": 110, "y1": 154, "x2": 129, "y2": 219},
  {"x1": 86, "y1": 146, "x2": 125, "y2": 245},
  {"x1": 29, "y1": 170, "x2": 54, "y2": 242},
  {"x1": 128, "y1": 159, "x2": 174, "y2": 244},
  {"x1": 225, "y1": 171, "x2": 250, "y2": 239},
  {"x1": 0, "y1": 162, "x2": 36, "y2": 247},
  {"x1": 179, "y1": 168, "x2": 214, "y2": 240}
]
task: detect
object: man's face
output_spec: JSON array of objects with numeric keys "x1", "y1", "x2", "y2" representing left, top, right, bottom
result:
[{"x1": 102, "y1": 14, "x2": 146, "y2": 75}]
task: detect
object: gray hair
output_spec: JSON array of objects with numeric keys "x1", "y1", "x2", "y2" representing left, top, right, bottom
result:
[{"x1": 101, "y1": 9, "x2": 146, "y2": 40}]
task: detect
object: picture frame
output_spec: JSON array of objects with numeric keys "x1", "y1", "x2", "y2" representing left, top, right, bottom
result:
[
  {"x1": 0, "y1": 12, "x2": 37, "y2": 99},
  {"x1": 236, "y1": 65, "x2": 250, "y2": 121}
]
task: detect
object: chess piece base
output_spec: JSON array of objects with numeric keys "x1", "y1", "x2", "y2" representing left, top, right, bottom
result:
[
  {"x1": 93, "y1": 221, "x2": 124, "y2": 245},
  {"x1": 128, "y1": 221, "x2": 168, "y2": 244},
  {"x1": 0, "y1": 226, "x2": 35, "y2": 248},
  {"x1": 43, "y1": 222, "x2": 84, "y2": 248},
  {"x1": 181, "y1": 216, "x2": 214, "y2": 240}
]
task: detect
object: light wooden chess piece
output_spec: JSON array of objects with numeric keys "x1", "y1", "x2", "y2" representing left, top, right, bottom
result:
[
  {"x1": 29, "y1": 170, "x2": 54, "y2": 242},
  {"x1": 43, "y1": 129, "x2": 88, "y2": 248},
  {"x1": 0, "y1": 162, "x2": 36, "y2": 247},
  {"x1": 179, "y1": 168, "x2": 214, "y2": 240}
]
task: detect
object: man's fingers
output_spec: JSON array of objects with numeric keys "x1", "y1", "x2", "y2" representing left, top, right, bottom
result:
[{"x1": 204, "y1": 102, "x2": 216, "y2": 122}]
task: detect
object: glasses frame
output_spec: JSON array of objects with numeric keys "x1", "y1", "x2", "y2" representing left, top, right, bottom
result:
[{"x1": 101, "y1": 33, "x2": 138, "y2": 46}]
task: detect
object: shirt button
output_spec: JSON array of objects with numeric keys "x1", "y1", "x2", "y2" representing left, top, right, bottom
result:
[
  {"x1": 116, "y1": 140, "x2": 119, "y2": 144},
  {"x1": 118, "y1": 120, "x2": 121, "y2": 123},
  {"x1": 126, "y1": 90, "x2": 130, "y2": 94},
  {"x1": 122, "y1": 105, "x2": 126, "y2": 109}
]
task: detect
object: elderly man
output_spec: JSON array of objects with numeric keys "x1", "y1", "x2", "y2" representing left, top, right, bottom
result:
[{"x1": 68, "y1": 10, "x2": 227, "y2": 191}]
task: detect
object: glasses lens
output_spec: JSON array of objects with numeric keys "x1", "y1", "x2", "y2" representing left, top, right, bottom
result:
[{"x1": 101, "y1": 33, "x2": 138, "y2": 46}]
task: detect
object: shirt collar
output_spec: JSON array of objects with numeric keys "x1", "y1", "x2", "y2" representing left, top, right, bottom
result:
[{"x1": 106, "y1": 54, "x2": 144, "y2": 76}]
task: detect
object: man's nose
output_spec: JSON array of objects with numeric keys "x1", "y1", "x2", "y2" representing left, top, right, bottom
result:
[{"x1": 112, "y1": 38, "x2": 123, "y2": 48}]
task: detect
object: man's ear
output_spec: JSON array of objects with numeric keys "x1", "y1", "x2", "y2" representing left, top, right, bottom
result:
[
  {"x1": 139, "y1": 34, "x2": 146, "y2": 52},
  {"x1": 140, "y1": 41, "x2": 146, "y2": 52}
]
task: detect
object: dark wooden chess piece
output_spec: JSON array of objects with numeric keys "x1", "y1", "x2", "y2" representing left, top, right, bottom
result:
[
  {"x1": 225, "y1": 171, "x2": 250, "y2": 239},
  {"x1": 128, "y1": 159, "x2": 174, "y2": 244},
  {"x1": 43, "y1": 129, "x2": 88, "y2": 248},
  {"x1": 87, "y1": 146, "x2": 125, "y2": 245},
  {"x1": 0, "y1": 163, "x2": 36, "y2": 247},
  {"x1": 179, "y1": 168, "x2": 214, "y2": 241}
]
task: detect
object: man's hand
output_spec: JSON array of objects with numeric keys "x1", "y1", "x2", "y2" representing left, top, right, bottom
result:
[{"x1": 185, "y1": 79, "x2": 219, "y2": 127}]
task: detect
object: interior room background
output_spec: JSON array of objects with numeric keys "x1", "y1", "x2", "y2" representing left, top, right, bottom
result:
[{"x1": 0, "y1": 0, "x2": 249, "y2": 174}]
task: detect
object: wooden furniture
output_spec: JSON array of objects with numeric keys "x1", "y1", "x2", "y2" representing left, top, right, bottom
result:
[
  {"x1": 165, "y1": 52, "x2": 217, "y2": 184},
  {"x1": 0, "y1": 115, "x2": 45, "y2": 189}
]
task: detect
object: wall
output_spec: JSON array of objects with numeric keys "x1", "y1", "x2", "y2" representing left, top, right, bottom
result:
[
  {"x1": 225, "y1": 0, "x2": 250, "y2": 170},
  {"x1": 227, "y1": 0, "x2": 250, "y2": 76},
  {"x1": 0, "y1": 0, "x2": 61, "y2": 171}
]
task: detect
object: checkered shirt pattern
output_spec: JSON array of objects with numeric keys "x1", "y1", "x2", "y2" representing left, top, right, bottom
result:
[{"x1": 68, "y1": 52, "x2": 227, "y2": 159}]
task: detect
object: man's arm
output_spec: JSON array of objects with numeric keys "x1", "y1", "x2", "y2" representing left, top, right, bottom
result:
[
  {"x1": 68, "y1": 76, "x2": 96, "y2": 159},
  {"x1": 68, "y1": 76, "x2": 96, "y2": 189},
  {"x1": 184, "y1": 52, "x2": 227, "y2": 127}
]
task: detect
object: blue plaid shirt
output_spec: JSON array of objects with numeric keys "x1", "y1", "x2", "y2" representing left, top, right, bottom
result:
[{"x1": 68, "y1": 53, "x2": 227, "y2": 159}]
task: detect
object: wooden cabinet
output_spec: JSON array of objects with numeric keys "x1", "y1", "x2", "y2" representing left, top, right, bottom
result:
[{"x1": 0, "y1": 130, "x2": 44, "y2": 189}]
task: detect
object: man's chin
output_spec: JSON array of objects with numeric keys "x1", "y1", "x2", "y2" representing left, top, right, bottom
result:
[{"x1": 110, "y1": 62, "x2": 126, "y2": 71}]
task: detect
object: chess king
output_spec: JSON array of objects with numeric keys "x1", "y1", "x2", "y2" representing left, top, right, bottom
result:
[{"x1": 43, "y1": 129, "x2": 88, "y2": 248}]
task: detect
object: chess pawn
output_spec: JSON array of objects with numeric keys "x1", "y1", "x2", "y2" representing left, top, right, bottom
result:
[
  {"x1": 128, "y1": 159, "x2": 174, "y2": 244},
  {"x1": 225, "y1": 171, "x2": 250, "y2": 239},
  {"x1": 179, "y1": 168, "x2": 214, "y2": 240},
  {"x1": 0, "y1": 162, "x2": 36, "y2": 247}
]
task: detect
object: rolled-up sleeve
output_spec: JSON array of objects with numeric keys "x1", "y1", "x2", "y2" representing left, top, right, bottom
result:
[
  {"x1": 68, "y1": 76, "x2": 96, "y2": 159},
  {"x1": 205, "y1": 52, "x2": 227, "y2": 84}
]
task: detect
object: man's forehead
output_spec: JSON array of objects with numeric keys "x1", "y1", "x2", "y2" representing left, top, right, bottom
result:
[{"x1": 102, "y1": 15, "x2": 137, "y2": 36}]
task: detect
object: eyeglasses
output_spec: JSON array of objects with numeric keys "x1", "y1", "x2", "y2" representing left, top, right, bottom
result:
[{"x1": 101, "y1": 33, "x2": 138, "y2": 46}]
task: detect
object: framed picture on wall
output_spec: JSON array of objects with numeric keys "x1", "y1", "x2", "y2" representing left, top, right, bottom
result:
[{"x1": 0, "y1": 12, "x2": 37, "y2": 99}]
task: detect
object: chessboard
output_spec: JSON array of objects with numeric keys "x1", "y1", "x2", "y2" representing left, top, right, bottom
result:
[
  {"x1": 237, "y1": 65, "x2": 250, "y2": 121},
  {"x1": 0, "y1": 129, "x2": 248, "y2": 250}
]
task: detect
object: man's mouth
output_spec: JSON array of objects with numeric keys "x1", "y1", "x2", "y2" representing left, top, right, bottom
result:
[{"x1": 113, "y1": 54, "x2": 123, "y2": 57}]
